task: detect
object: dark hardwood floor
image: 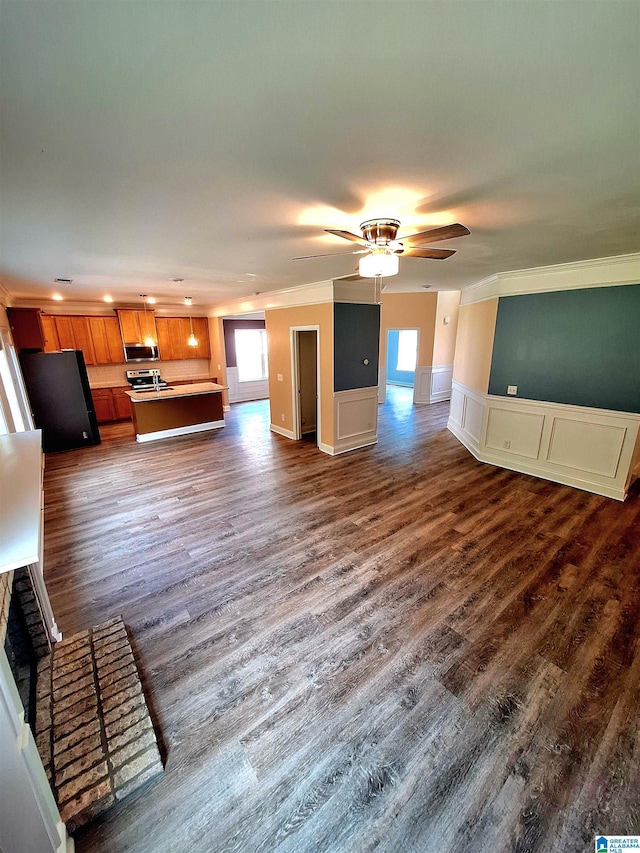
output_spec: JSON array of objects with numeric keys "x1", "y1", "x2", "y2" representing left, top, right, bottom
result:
[{"x1": 42, "y1": 387, "x2": 640, "y2": 852}]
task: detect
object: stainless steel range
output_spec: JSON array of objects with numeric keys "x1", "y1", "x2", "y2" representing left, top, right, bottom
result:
[{"x1": 126, "y1": 368, "x2": 171, "y2": 392}]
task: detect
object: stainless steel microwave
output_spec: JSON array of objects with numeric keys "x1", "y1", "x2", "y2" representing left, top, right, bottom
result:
[{"x1": 124, "y1": 344, "x2": 159, "y2": 362}]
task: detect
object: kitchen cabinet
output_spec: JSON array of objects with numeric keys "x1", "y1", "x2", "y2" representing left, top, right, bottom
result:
[
  {"x1": 91, "y1": 389, "x2": 115, "y2": 423},
  {"x1": 46, "y1": 315, "x2": 123, "y2": 365},
  {"x1": 156, "y1": 317, "x2": 186, "y2": 361},
  {"x1": 40, "y1": 315, "x2": 60, "y2": 352},
  {"x1": 112, "y1": 387, "x2": 132, "y2": 420},
  {"x1": 89, "y1": 317, "x2": 124, "y2": 364},
  {"x1": 190, "y1": 317, "x2": 210, "y2": 359},
  {"x1": 155, "y1": 317, "x2": 210, "y2": 361},
  {"x1": 116, "y1": 309, "x2": 157, "y2": 345},
  {"x1": 6, "y1": 308, "x2": 45, "y2": 352},
  {"x1": 91, "y1": 387, "x2": 133, "y2": 423},
  {"x1": 51, "y1": 316, "x2": 97, "y2": 364}
]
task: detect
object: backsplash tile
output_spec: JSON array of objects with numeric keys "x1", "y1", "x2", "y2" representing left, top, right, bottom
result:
[{"x1": 87, "y1": 359, "x2": 212, "y2": 388}]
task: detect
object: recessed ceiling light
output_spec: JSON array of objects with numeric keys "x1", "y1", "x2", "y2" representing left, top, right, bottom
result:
[
  {"x1": 103, "y1": 295, "x2": 113, "y2": 303},
  {"x1": 146, "y1": 296, "x2": 156, "y2": 304},
  {"x1": 52, "y1": 293, "x2": 64, "y2": 301}
]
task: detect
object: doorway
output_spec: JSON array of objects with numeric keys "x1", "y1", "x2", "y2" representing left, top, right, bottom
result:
[
  {"x1": 292, "y1": 327, "x2": 319, "y2": 445},
  {"x1": 386, "y1": 328, "x2": 418, "y2": 392}
]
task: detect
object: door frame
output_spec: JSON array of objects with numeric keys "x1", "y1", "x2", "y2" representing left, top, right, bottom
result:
[
  {"x1": 379, "y1": 327, "x2": 421, "y2": 404},
  {"x1": 290, "y1": 325, "x2": 321, "y2": 445}
]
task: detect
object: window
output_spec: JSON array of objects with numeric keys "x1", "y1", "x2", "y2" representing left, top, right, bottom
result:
[
  {"x1": 396, "y1": 329, "x2": 418, "y2": 372},
  {"x1": 235, "y1": 328, "x2": 268, "y2": 382}
]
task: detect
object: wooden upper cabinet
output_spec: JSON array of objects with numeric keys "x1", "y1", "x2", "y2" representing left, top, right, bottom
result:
[
  {"x1": 189, "y1": 317, "x2": 210, "y2": 359},
  {"x1": 156, "y1": 316, "x2": 210, "y2": 360},
  {"x1": 41, "y1": 315, "x2": 60, "y2": 352},
  {"x1": 45, "y1": 316, "x2": 97, "y2": 364},
  {"x1": 89, "y1": 317, "x2": 124, "y2": 364},
  {"x1": 116, "y1": 309, "x2": 157, "y2": 344},
  {"x1": 6, "y1": 308, "x2": 45, "y2": 352},
  {"x1": 155, "y1": 317, "x2": 184, "y2": 361},
  {"x1": 69, "y1": 317, "x2": 96, "y2": 364}
]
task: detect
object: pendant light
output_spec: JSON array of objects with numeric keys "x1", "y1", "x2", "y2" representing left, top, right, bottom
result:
[
  {"x1": 140, "y1": 294, "x2": 156, "y2": 347},
  {"x1": 184, "y1": 296, "x2": 198, "y2": 347}
]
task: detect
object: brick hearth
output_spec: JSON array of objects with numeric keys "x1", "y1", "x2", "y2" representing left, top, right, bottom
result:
[{"x1": 35, "y1": 616, "x2": 163, "y2": 833}]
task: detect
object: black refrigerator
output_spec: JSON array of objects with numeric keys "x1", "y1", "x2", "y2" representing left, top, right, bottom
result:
[{"x1": 19, "y1": 350, "x2": 101, "y2": 452}]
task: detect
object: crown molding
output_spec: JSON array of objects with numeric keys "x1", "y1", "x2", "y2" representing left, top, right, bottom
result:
[
  {"x1": 210, "y1": 280, "x2": 335, "y2": 317},
  {"x1": 461, "y1": 252, "x2": 640, "y2": 305},
  {"x1": 0, "y1": 280, "x2": 13, "y2": 308}
]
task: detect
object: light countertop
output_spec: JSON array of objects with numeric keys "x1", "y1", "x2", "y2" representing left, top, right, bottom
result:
[
  {"x1": 126, "y1": 381, "x2": 227, "y2": 402},
  {"x1": 90, "y1": 376, "x2": 215, "y2": 390}
]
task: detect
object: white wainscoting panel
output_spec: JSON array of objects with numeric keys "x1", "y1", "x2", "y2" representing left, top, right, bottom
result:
[
  {"x1": 226, "y1": 366, "x2": 269, "y2": 404},
  {"x1": 486, "y1": 407, "x2": 544, "y2": 460},
  {"x1": 413, "y1": 366, "x2": 432, "y2": 404},
  {"x1": 412, "y1": 364, "x2": 454, "y2": 405},
  {"x1": 429, "y1": 364, "x2": 454, "y2": 403},
  {"x1": 330, "y1": 387, "x2": 378, "y2": 455},
  {"x1": 546, "y1": 418, "x2": 626, "y2": 478},
  {"x1": 449, "y1": 384, "x2": 465, "y2": 429},
  {"x1": 447, "y1": 380, "x2": 640, "y2": 501},
  {"x1": 463, "y1": 394, "x2": 485, "y2": 446}
]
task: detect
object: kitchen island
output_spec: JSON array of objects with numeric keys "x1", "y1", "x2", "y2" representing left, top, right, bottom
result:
[{"x1": 126, "y1": 382, "x2": 227, "y2": 442}]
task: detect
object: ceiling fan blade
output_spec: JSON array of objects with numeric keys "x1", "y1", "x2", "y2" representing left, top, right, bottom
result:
[
  {"x1": 400, "y1": 223, "x2": 470, "y2": 245},
  {"x1": 293, "y1": 249, "x2": 369, "y2": 260},
  {"x1": 401, "y1": 247, "x2": 456, "y2": 259},
  {"x1": 324, "y1": 229, "x2": 370, "y2": 246}
]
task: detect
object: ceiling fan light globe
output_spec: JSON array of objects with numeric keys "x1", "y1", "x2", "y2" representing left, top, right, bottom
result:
[{"x1": 359, "y1": 252, "x2": 399, "y2": 278}]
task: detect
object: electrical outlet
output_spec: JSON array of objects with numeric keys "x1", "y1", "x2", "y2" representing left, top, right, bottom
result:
[
  {"x1": 507, "y1": 385, "x2": 518, "y2": 396},
  {"x1": 503, "y1": 440, "x2": 511, "y2": 449},
  {"x1": 281, "y1": 413, "x2": 285, "y2": 422},
  {"x1": 277, "y1": 374, "x2": 283, "y2": 382}
]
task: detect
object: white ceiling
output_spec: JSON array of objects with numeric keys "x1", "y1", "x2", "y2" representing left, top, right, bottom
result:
[{"x1": 1, "y1": 1, "x2": 639, "y2": 310}]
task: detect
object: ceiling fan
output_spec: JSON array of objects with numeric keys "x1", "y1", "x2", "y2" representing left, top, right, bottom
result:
[{"x1": 293, "y1": 219, "x2": 470, "y2": 277}]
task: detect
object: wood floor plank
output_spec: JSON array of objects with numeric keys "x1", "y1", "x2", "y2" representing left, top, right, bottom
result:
[{"x1": 39, "y1": 389, "x2": 640, "y2": 853}]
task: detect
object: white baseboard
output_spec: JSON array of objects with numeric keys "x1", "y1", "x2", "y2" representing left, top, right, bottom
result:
[
  {"x1": 448, "y1": 380, "x2": 640, "y2": 500},
  {"x1": 270, "y1": 423, "x2": 296, "y2": 440},
  {"x1": 318, "y1": 437, "x2": 378, "y2": 456},
  {"x1": 135, "y1": 420, "x2": 225, "y2": 442}
]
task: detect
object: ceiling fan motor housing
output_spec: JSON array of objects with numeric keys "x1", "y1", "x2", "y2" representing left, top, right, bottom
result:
[{"x1": 360, "y1": 219, "x2": 401, "y2": 246}]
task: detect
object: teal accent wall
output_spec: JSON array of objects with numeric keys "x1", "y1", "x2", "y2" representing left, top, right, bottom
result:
[
  {"x1": 334, "y1": 303, "x2": 380, "y2": 392},
  {"x1": 488, "y1": 284, "x2": 640, "y2": 413}
]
